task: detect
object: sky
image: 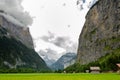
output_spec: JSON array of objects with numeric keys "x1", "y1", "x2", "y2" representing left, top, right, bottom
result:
[
  {"x1": 21, "y1": 0, "x2": 93, "y2": 62},
  {"x1": 0, "y1": 0, "x2": 33, "y2": 27},
  {"x1": 0, "y1": 0, "x2": 96, "y2": 65},
  {"x1": 22, "y1": 0, "x2": 91, "y2": 40}
]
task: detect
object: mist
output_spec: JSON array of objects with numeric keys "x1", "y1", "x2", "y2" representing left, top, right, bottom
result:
[
  {"x1": 0, "y1": 0, "x2": 33, "y2": 27},
  {"x1": 41, "y1": 31, "x2": 77, "y2": 53}
]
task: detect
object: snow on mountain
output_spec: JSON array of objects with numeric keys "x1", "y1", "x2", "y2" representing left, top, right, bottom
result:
[
  {"x1": 50, "y1": 53, "x2": 77, "y2": 70},
  {"x1": 38, "y1": 49, "x2": 62, "y2": 67}
]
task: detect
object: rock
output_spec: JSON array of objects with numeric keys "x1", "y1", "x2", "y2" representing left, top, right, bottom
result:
[
  {"x1": 77, "y1": 0, "x2": 120, "y2": 64},
  {"x1": 0, "y1": 15, "x2": 33, "y2": 49},
  {"x1": 0, "y1": 13, "x2": 49, "y2": 71},
  {"x1": 51, "y1": 53, "x2": 76, "y2": 70}
]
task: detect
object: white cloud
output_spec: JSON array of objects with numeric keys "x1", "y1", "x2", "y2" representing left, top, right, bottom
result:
[
  {"x1": 0, "y1": 0, "x2": 33, "y2": 27},
  {"x1": 38, "y1": 48, "x2": 65, "y2": 66},
  {"x1": 40, "y1": 31, "x2": 78, "y2": 53},
  {"x1": 34, "y1": 38, "x2": 65, "y2": 53},
  {"x1": 22, "y1": 0, "x2": 96, "y2": 63}
]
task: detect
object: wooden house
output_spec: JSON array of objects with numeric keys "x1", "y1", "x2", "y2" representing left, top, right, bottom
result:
[
  {"x1": 90, "y1": 66, "x2": 100, "y2": 73},
  {"x1": 116, "y1": 63, "x2": 120, "y2": 73}
]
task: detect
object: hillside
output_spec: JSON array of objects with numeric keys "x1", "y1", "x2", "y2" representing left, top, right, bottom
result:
[
  {"x1": 51, "y1": 53, "x2": 76, "y2": 70},
  {"x1": 77, "y1": 0, "x2": 120, "y2": 64},
  {"x1": 72, "y1": 0, "x2": 120, "y2": 72},
  {"x1": 0, "y1": 12, "x2": 49, "y2": 72}
]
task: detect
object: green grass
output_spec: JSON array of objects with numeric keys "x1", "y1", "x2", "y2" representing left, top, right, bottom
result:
[{"x1": 0, "y1": 73, "x2": 120, "y2": 80}]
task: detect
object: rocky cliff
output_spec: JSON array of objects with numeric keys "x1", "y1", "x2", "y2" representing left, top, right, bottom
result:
[
  {"x1": 0, "y1": 12, "x2": 49, "y2": 71},
  {"x1": 0, "y1": 14, "x2": 34, "y2": 49},
  {"x1": 77, "y1": 0, "x2": 120, "y2": 64}
]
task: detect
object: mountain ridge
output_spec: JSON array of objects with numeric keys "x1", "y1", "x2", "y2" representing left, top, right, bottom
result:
[
  {"x1": 0, "y1": 12, "x2": 50, "y2": 72},
  {"x1": 77, "y1": 0, "x2": 120, "y2": 64}
]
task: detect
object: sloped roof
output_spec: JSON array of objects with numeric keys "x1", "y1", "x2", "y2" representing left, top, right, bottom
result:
[
  {"x1": 116, "y1": 64, "x2": 120, "y2": 68},
  {"x1": 90, "y1": 67, "x2": 100, "y2": 70}
]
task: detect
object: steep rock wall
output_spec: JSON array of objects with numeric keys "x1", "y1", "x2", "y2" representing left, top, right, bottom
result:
[
  {"x1": 77, "y1": 0, "x2": 120, "y2": 64},
  {"x1": 0, "y1": 13, "x2": 49, "y2": 71},
  {"x1": 0, "y1": 15, "x2": 33, "y2": 49}
]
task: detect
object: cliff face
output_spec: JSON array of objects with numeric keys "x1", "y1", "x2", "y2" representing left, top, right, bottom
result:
[
  {"x1": 0, "y1": 13, "x2": 49, "y2": 71},
  {"x1": 77, "y1": 0, "x2": 120, "y2": 64},
  {"x1": 0, "y1": 15, "x2": 33, "y2": 49}
]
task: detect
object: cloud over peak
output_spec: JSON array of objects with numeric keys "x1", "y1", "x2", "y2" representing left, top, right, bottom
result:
[
  {"x1": 40, "y1": 31, "x2": 77, "y2": 53},
  {"x1": 0, "y1": 0, "x2": 33, "y2": 27}
]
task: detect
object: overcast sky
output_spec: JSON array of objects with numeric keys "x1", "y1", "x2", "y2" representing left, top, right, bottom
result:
[{"x1": 22, "y1": 0, "x2": 93, "y2": 60}]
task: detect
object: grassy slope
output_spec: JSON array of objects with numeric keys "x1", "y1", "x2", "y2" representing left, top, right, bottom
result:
[{"x1": 0, "y1": 73, "x2": 120, "y2": 80}]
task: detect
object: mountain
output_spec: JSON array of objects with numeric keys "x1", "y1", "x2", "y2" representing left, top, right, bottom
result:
[
  {"x1": 77, "y1": 0, "x2": 120, "y2": 65},
  {"x1": 65, "y1": 0, "x2": 120, "y2": 73},
  {"x1": 38, "y1": 50, "x2": 58, "y2": 67},
  {"x1": 50, "y1": 53, "x2": 76, "y2": 70},
  {"x1": 0, "y1": 11, "x2": 49, "y2": 72}
]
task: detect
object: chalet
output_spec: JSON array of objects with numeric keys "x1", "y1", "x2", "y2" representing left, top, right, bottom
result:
[
  {"x1": 85, "y1": 70, "x2": 89, "y2": 73},
  {"x1": 90, "y1": 66, "x2": 100, "y2": 73},
  {"x1": 116, "y1": 63, "x2": 120, "y2": 68},
  {"x1": 116, "y1": 63, "x2": 120, "y2": 73}
]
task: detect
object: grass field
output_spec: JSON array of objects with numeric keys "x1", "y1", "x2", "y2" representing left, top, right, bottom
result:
[{"x1": 0, "y1": 73, "x2": 120, "y2": 80}]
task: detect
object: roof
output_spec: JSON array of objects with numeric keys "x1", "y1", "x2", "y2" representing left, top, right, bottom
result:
[
  {"x1": 116, "y1": 64, "x2": 120, "y2": 68},
  {"x1": 90, "y1": 67, "x2": 100, "y2": 70}
]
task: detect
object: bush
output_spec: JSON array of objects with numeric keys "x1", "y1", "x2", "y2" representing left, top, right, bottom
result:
[{"x1": 65, "y1": 48, "x2": 120, "y2": 73}]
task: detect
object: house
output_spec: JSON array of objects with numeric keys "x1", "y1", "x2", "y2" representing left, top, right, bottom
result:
[
  {"x1": 90, "y1": 66, "x2": 100, "y2": 73},
  {"x1": 116, "y1": 63, "x2": 120, "y2": 73},
  {"x1": 85, "y1": 70, "x2": 89, "y2": 73},
  {"x1": 116, "y1": 63, "x2": 120, "y2": 68}
]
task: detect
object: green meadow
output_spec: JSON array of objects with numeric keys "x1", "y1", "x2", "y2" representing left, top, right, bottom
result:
[{"x1": 0, "y1": 73, "x2": 120, "y2": 80}]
